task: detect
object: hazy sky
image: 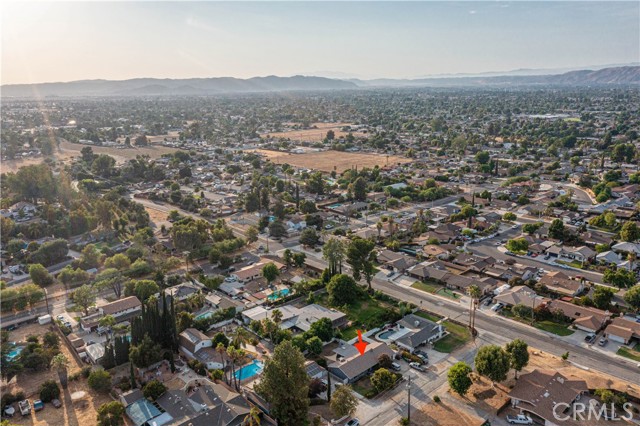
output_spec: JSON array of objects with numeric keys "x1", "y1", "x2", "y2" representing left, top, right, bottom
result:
[{"x1": 2, "y1": 1, "x2": 639, "y2": 84}]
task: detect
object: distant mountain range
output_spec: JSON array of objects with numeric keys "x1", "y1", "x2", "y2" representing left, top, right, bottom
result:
[{"x1": 2, "y1": 66, "x2": 638, "y2": 98}]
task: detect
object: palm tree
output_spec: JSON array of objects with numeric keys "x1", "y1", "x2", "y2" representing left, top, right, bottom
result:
[
  {"x1": 262, "y1": 318, "x2": 277, "y2": 344},
  {"x1": 376, "y1": 221, "x2": 383, "y2": 238},
  {"x1": 468, "y1": 285, "x2": 482, "y2": 336},
  {"x1": 244, "y1": 406, "x2": 262, "y2": 426},
  {"x1": 628, "y1": 252, "x2": 637, "y2": 272},
  {"x1": 51, "y1": 353, "x2": 70, "y2": 388},
  {"x1": 271, "y1": 309, "x2": 283, "y2": 328},
  {"x1": 216, "y1": 342, "x2": 227, "y2": 381},
  {"x1": 98, "y1": 315, "x2": 116, "y2": 344},
  {"x1": 232, "y1": 348, "x2": 247, "y2": 391},
  {"x1": 227, "y1": 346, "x2": 238, "y2": 389},
  {"x1": 232, "y1": 326, "x2": 250, "y2": 349}
]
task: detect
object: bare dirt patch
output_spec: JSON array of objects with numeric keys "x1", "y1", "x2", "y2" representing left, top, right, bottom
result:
[
  {"x1": 261, "y1": 122, "x2": 367, "y2": 142},
  {"x1": 2, "y1": 323, "x2": 110, "y2": 426},
  {"x1": 2, "y1": 140, "x2": 180, "y2": 173},
  {"x1": 251, "y1": 149, "x2": 412, "y2": 173},
  {"x1": 416, "y1": 399, "x2": 485, "y2": 426}
]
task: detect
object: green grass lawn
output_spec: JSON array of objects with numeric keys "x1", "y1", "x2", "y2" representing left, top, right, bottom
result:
[
  {"x1": 534, "y1": 320, "x2": 575, "y2": 336},
  {"x1": 617, "y1": 345, "x2": 640, "y2": 362},
  {"x1": 434, "y1": 321, "x2": 471, "y2": 353},
  {"x1": 556, "y1": 260, "x2": 585, "y2": 269},
  {"x1": 436, "y1": 288, "x2": 461, "y2": 299},
  {"x1": 415, "y1": 311, "x2": 442, "y2": 322},
  {"x1": 317, "y1": 293, "x2": 396, "y2": 336},
  {"x1": 411, "y1": 280, "x2": 442, "y2": 294}
]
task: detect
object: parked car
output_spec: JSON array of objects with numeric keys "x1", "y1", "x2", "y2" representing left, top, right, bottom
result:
[
  {"x1": 345, "y1": 419, "x2": 360, "y2": 426},
  {"x1": 506, "y1": 414, "x2": 533, "y2": 425},
  {"x1": 415, "y1": 354, "x2": 429, "y2": 364},
  {"x1": 598, "y1": 337, "x2": 608, "y2": 347},
  {"x1": 409, "y1": 362, "x2": 427, "y2": 372},
  {"x1": 33, "y1": 400, "x2": 44, "y2": 412},
  {"x1": 511, "y1": 224, "x2": 520, "y2": 229},
  {"x1": 585, "y1": 333, "x2": 597, "y2": 344},
  {"x1": 484, "y1": 298, "x2": 494, "y2": 306},
  {"x1": 491, "y1": 303, "x2": 504, "y2": 312},
  {"x1": 51, "y1": 399, "x2": 62, "y2": 409},
  {"x1": 415, "y1": 350, "x2": 429, "y2": 360},
  {"x1": 391, "y1": 362, "x2": 402, "y2": 372}
]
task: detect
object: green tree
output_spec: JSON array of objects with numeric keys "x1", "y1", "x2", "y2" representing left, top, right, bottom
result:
[
  {"x1": 352, "y1": 177, "x2": 367, "y2": 201},
  {"x1": 447, "y1": 362, "x2": 473, "y2": 396},
  {"x1": 603, "y1": 268, "x2": 637, "y2": 289},
  {"x1": 129, "y1": 335, "x2": 163, "y2": 368},
  {"x1": 327, "y1": 274, "x2": 360, "y2": 306},
  {"x1": 268, "y1": 220, "x2": 287, "y2": 238},
  {"x1": 323, "y1": 237, "x2": 345, "y2": 275},
  {"x1": 142, "y1": 380, "x2": 167, "y2": 401},
  {"x1": 506, "y1": 238, "x2": 529, "y2": 253},
  {"x1": 475, "y1": 151, "x2": 490, "y2": 165},
  {"x1": 299, "y1": 228, "x2": 320, "y2": 247},
  {"x1": 330, "y1": 385, "x2": 359, "y2": 418},
  {"x1": 370, "y1": 368, "x2": 395, "y2": 393},
  {"x1": 262, "y1": 263, "x2": 280, "y2": 286},
  {"x1": 505, "y1": 339, "x2": 529, "y2": 379},
  {"x1": 29, "y1": 264, "x2": 54, "y2": 287},
  {"x1": 88, "y1": 369, "x2": 112, "y2": 393},
  {"x1": 620, "y1": 221, "x2": 640, "y2": 242},
  {"x1": 502, "y1": 212, "x2": 517, "y2": 221},
  {"x1": 73, "y1": 284, "x2": 96, "y2": 315},
  {"x1": 96, "y1": 401, "x2": 125, "y2": 426},
  {"x1": 548, "y1": 219, "x2": 565, "y2": 240},
  {"x1": 624, "y1": 285, "x2": 640, "y2": 311},
  {"x1": 246, "y1": 226, "x2": 259, "y2": 243},
  {"x1": 39, "y1": 379, "x2": 60, "y2": 402},
  {"x1": 474, "y1": 345, "x2": 510, "y2": 384},
  {"x1": 346, "y1": 238, "x2": 377, "y2": 293},
  {"x1": 254, "y1": 340, "x2": 310, "y2": 426},
  {"x1": 130, "y1": 280, "x2": 159, "y2": 302},
  {"x1": 292, "y1": 252, "x2": 306, "y2": 268},
  {"x1": 591, "y1": 286, "x2": 616, "y2": 310},
  {"x1": 306, "y1": 336, "x2": 323, "y2": 355},
  {"x1": 104, "y1": 254, "x2": 131, "y2": 271}
]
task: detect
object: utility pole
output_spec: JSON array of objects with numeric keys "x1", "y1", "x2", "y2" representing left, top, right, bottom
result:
[
  {"x1": 407, "y1": 375, "x2": 412, "y2": 424},
  {"x1": 44, "y1": 288, "x2": 50, "y2": 315}
]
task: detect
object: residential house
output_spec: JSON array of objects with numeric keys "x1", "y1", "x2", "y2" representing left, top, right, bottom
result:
[
  {"x1": 178, "y1": 328, "x2": 223, "y2": 370},
  {"x1": 388, "y1": 314, "x2": 446, "y2": 353},
  {"x1": 235, "y1": 260, "x2": 286, "y2": 283},
  {"x1": 494, "y1": 286, "x2": 550, "y2": 309},
  {"x1": 286, "y1": 216, "x2": 307, "y2": 232},
  {"x1": 612, "y1": 242, "x2": 640, "y2": 255},
  {"x1": 406, "y1": 263, "x2": 450, "y2": 282},
  {"x1": 538, "y1": 271, "x2": 586, "y2": 297},
  {"x1": 376, "y1": 249, "x2": 417, "y2": 273},
  {"x1": 328, "y1": 341, "x2": 394, "y2": 384},
  {"x1": 419, "y1": 244, "x2": 450, "y2": 260},
  {"x1": 596, "y1": 250, "x2": 622, "y2": 266},
  {"x1": 563, "y1": 246, "x2": 596, "y2": 264},
  {"x1": 241, "y1": 304, "x2": 347, "y2": 332},
  {"x1": 509, "y1": 370, "x2": 587, "y2": 426},
  {"x1": 547, "y1": 300, "x2": 610, "y2": 333},
  {"x1": 604, "y1": 317, "x2": 640, "y2": 345}
]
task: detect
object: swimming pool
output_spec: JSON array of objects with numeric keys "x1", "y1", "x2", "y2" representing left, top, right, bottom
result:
[
  {"x1": 6, "y1": 346, "x2": 24, "y2": 361},
  {"x1": 267, "y1": 288, "x2": 290, "y2": 301},
  {"x1": 195, "y1": 311, "x2": 214, "y2": 321},
  {"x1": 234, "y1": 360, "x2": 264, "y2": 381},
  {"x1": 328, "y1": 203, "x2": 343, "y2": 209},
  {"x1": 378, "y1": 330, "x2": 396, "y2": 340}
]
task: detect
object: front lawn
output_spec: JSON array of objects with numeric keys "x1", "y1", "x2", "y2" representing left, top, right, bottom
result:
[
  {"x1": 436, "y1": 288, "x2": 461, "y2": 299},
  {"x1": 534, "y1": 320, "x2": 575, "y2": 336},
  {"x1": 352, "y1": 372, "x2": 402, "y2": 399},
  {"x1": 433, "y1": 321, "x2": 471, "y2": 353},
  {"x1": 411, "y1": 280, "x2": 442, "y2": 294},
  {"x1": 617, "y1": 345, "x2": 640, "y2": 362},
  {"x1": 316, "y1": 293, "x2": 399, "y2": 337},
  {"x1": 415, "y1": 311, "x2": 442, "y2": 322}
]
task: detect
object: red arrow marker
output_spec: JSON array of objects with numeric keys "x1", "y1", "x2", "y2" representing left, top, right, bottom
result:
[{"x1": 354, "y1": 330, "x2": 368, "y2": 356}]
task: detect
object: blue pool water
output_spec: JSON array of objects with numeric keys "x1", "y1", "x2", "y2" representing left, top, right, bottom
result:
[
  {"x1": 328, "y1": 203, "x2": 343, "y2": 209},
  {"x1": 268, "y1": 288, "x2": 290, "y2": 301},
  {"x1": 6, "y1": 346, "x2": 24, "y2": 361},
  {"x1": 267, "y1": 215, "x2": 276, "y2": 222},
  {"x1": 195, "y1": 311, "x2": 213, "y2": 321},
  {"x1": 234, "y1": 360, "x2": 264, "y2": 381},
  {"x1": 378, "y1": 330, "x2": 396, "y2": 340}
]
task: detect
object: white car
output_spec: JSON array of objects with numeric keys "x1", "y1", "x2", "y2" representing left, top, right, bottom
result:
[
  {"x1": 506, "y1": 414, "x2": 533, "y2": 425},
  {"x1": 409, "y1": 362, "x2": 427, "y2": 372},
  {"x1": 491, "y1": 303, "x2": 504, "y2": 312},
  {"x1": 511, "y1": 224, "x2": 520, "y2": 229}
]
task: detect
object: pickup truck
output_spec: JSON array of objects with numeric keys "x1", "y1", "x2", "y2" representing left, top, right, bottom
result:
[
  {"x1": 506, "y1": 414, "x2": 533, "y2": 425},
  {"x1": 18, "y1": 400, "x2": 31, "y2": 416}
]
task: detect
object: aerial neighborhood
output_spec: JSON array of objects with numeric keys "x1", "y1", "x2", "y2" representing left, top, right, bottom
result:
[{"x1": 1, "y1": 75, "x2": 640, "y2": 426}]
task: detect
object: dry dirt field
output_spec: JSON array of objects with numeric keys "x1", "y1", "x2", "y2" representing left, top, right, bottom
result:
[
  {"x1": 2, "y1": 140, "x2": 180, "y2": 173},
  {"x1": 417, "y1": 400, "x2": 486, "y2": 426},
  {"x1": 251, "y1": 149, "x2": 412, "y2": 173},
  {"x1": 2, "y1": 323, "x2": 111, "y2": 426},
  {"x1": 261, "y1": 122, "x2": 367, "y2": 142}
]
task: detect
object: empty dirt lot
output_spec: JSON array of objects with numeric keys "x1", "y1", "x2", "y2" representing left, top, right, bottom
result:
[
  {"x1": 261, "y1": 122, "x2": 367, "y2": 142},
  {"x1": 252, "y1": 149, "x2": 412, "y2": 173},
  {"x1": 2, "y1": 140, "x2": 180, "y2": 173}
]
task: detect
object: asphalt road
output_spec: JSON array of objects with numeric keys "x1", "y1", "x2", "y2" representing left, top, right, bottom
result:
[{"x1": 302, "y1": 254, "x2": 640, "y2": 386}]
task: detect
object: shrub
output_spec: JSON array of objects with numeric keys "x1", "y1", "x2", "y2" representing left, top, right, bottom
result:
[
  {"x1": 142, "y1": 380, "x2": 167, "y2": 401},
  {"x1": 81, "y1": 366, "x2": 92, "y2": 378},
  {"x1": 88, "y1": 369, "x2": 112, "y2": 393},
  {"x1": 39, "y1": 380, "x2": 60, "y2": 402},
  {"x1": 433, "y1": 395, "x2": 441, "y2": 403}
]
